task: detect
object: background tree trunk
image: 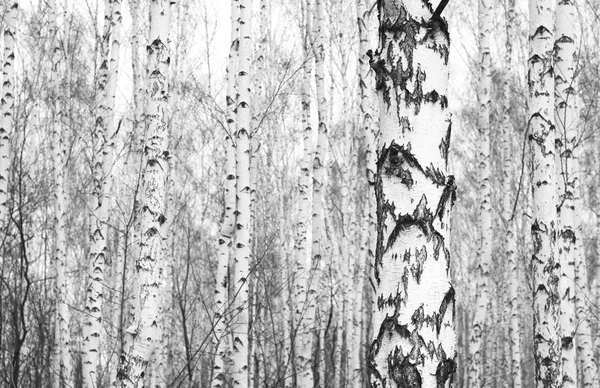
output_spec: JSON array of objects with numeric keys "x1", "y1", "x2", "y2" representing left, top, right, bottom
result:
[
  {"x1": 468, "y1": 0, "x2": 492, "y2": 385},
  {"x1": 117, "y1": 1, "x2": 172, "y2": 386},
  {"x1": 231, "y1": 0, "x2": 252, "y2": 386},
  {"x1": 528, "y1": 0, "x2": 561, "y2": 386}
]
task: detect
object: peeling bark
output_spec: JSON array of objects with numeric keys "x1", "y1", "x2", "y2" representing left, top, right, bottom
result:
[{"x1": 368, "y1": 2, "x2": 456, "y2": 387}]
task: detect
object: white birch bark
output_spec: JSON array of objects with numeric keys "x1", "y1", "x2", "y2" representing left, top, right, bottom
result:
[
  {"x1": 367, "y1": 1, "x2": 456, "y2": 387},
  {"x1": 0, "y1": 1, "x2": 17, "y2": 230},
  {"x1": 295, "y1": 0, "x2": 314, "y2": 387},
  {"x1": 212, "y1": 1, "x2": 239, "y2": 386},
  {"x1": 231, "y1": 0, "x2": 252, "y2": 386},
  {"x1": 356, "y1": 1, "x2": 376, "y2": 386},
  {"x1": 83, "y1": 1, "x2": 120, "y2": 385},
  {"x1": 503, "y1": 0, "x2": 521, "y2": 386},
  {"x1": 469, "y1": 0, "x2": 492, "y2": 385},
  {"x1": 49, "y1": 1, "x2": 73, "y2": 386},
  {"x1": 554, "y1": 1, "x2": 579, "y2": 386},
  {"x1": 574, "y1": 223, "x2": 599, "y2": 388},
  {"x1": 307, "y1": 0, "x2": 327, "y2": 384},
  {"x1": 49, "y1": 1, "x2": 73, "y2": 385},
  {"x1": 117, "y1": 1, "x2": 172, "y2": 386},
  {"x1": 528, "y1": 0, "x2": 561, "y2": 386}
]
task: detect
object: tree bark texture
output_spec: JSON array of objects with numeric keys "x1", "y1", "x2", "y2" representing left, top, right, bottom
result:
[
  {"x1": 212, "y1": 1, "x2": 239, "y2": 386},
  {"x1": 367, "y1": 2, "x2": 456, "y2": 388},
  {"x1": 554, "y1": 1, "x2": 579, "y2": 386},
  {"x1": 503, "y1": 0, "x2": 522, "y2": 387},
  {"x1": 117, "y1": 1, "x2": 172, "y2": 386},
  {"x1": 49, "y1": 0, "x2": 73, "y2": 385},
  {"x1": 232, "y1": 0, "x2": 252, "y2": 386},
  {"x1": 83, "y1": 1, "x2": 120, "y2": 385},
  {"x1": 528, "y1": 0, "x2": 560, "y2": 386},
  {"x1": 468, "y1": 0, "x2": 492, "y2": 386},
  {"x1": 295, "y1": 0, "x2": 314, "y2": 387},
  {"x1": 0, "y1": 1, "x2": 17, "y2": 229}
]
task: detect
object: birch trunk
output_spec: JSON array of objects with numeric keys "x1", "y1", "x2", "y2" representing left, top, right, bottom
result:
[
  {"x1": 308, "y1": 0, "x2": 327, "y2": 384},
  {"x1": 528, "y1": 0, "x2": 560, "y2": 386},
  {"x1": 503, "y1": 1, "x2": 521, "y2": 386},
  {"x1": 356, "y1": 1, "x2": 376, "y2": 385},
  {"x1": 367, "y1": 2, "x2": 456, "y2": 387},
  {"x1": 117, "y1": 1, "x2": 172, "y2": 385},
  {"x1": 49, "y1": 0, "x2": 73, "y2": 385},
  {"x1": 212, "y1": 1, "x2": 239, "y2": 386},
  {"x1": 469, "y1": 0, "x2": 492, "y2": 385},
  {"x1": 295, "y1": 0, "x2": 314, "y2": 387},
  {"x1": 574, "y1": 223, "x2": 599, "y2": 387},
  {"x1": 83, "y1": 1, "x2": 121, "y2": 385},
  {"x1": 554, "y1": 1, "x2": 579, "y2": 386},
  {"x1": 231, "y1": 0, "x2": 252, "y2": 386},
  {"x1": 0, "y1": 1, "x2": 16, "y2": 228}
]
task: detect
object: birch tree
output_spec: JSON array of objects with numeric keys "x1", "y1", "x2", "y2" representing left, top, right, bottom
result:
[
  {"x1": 231, "y1": 0, "x2": 252, "y2": 386},
  {"x1": 49, "y1": 0, "x2": 73, "y2": 385},
  {"x1": 0, "y1": 1, "x2": 17, "y2": 230},
  {"x1": 356, "y1": 1, "x2": 377, "y2": 386},
  {"x1": 117, "y1": 0, "x2": 173, "y2": 385},
  {"x1": 367, "y1": 1, "x2": 456, "y2": 387},
  {"x1": 294, "y1": 0, "x2": 314, "y2": 386},
  {"x1": 503, "y1": 0, "x2": 521, "y2": 386},
  {"x1": 212, "y1": 1, "x2": 239, "y2": 386},
  {"x1": 83, "y1": 1, "x2": 122, "y2": 384},
  {"x1": 468, "y1": 0, "x2": 492, "y2": 385},
  {"x1": 574, "y1": 208, "x2": 599, "y2": 387},
  {"x1": 528, "y1": 0, "x2": 561, "y2": 385},
  {"x1": 554, "y1": 0, "x2": 579, "y2": 386},
  {"x1": 306, "y1": 0, "x2": 328, "y2": 383}
]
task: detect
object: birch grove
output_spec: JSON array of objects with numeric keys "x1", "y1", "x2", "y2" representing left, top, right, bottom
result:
[{"x1": 2, "y1": 0, "x2": 600, "y2": 387}]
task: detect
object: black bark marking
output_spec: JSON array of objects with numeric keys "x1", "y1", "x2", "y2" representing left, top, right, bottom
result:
[
  {"x1": 437, "y1": 286, "x2": 455, "y2": 335},
  {"x1": 561, "y1": 335, "x2": 573, "y2": 349},
  {"x1": 390, "y1": 355, "x2": 421, "y2": 388},
  {"x1": 424, "y1": 164, "x2": 446, "y2": 187},
  {"x1": 411, "y1": 245, "x2": 427, "y2": 284},
  {"x1": 434, "y1": 175, "x2": 456, "y2": 223},
  {"x1": 435, "y1": 357, "x2": 456, "y2": 388}
]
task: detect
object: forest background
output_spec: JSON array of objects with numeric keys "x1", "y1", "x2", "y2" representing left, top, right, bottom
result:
[{"x1": 1, "y1": 0, "x2": 600, "y2": 387}]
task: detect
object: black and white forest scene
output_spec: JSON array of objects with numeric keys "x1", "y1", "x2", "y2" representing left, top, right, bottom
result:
[{"x1": 0, "y1": 0, "x2": 599, "y2": 387}]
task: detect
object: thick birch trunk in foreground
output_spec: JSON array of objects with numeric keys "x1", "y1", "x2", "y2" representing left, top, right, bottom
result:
[
  {"x1": 231, "y1": 0, "x2": 252, "y2": 386},
  {"x1": 49, "y1": 0, "x2": 73, "y2": 385},
  {"x1": 503, "y1": 0, "x2": 521, "y2": 386},
  {"x1": 367, "y1": 2, "x2": 456, "y2": 387},
  {"x1": 0, "y1": 1, "x2": 16, "y2": 229},
  {"x1": 554, "y1": 1, "x2": 579, "y2": 386},
  {"x1": 469, "y1": 1, "x2": 492, "y2": 386},
  {"x1": 528, "y1": 0, "x2": 561, "y2": 386},
  {"x1": 117, "y1": 1, "x2": 172, "y2": 386},
  {"x1": 294, "y1": 0, "x2": 313, "y2": 386},
  {"x1": 212, "y1": 1, "x2": 239, "y2": 386}
]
